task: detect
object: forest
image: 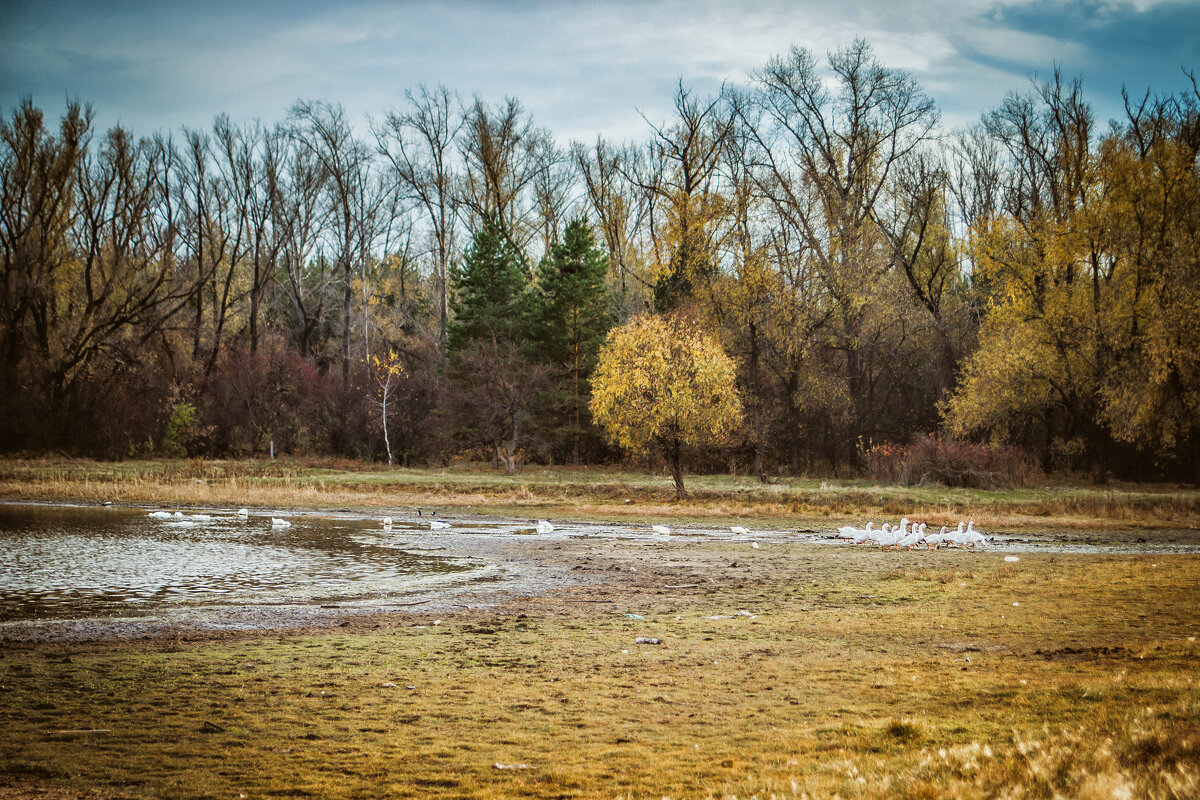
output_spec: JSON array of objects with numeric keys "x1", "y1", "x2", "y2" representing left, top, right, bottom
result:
[{"x1": 1, "y1": 40, "x2": 1197, "y2": 482}]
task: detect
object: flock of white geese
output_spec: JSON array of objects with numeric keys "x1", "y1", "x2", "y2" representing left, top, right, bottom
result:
[
  {"x1": 146, "y1": 509, "x2": 987, "y2": 549},
  {"x1": 147, "y1": 509, "x2": 452, "y2": 531},
  {"x1": 834, "y1": 518, "x2": 988, "y2": 549}
]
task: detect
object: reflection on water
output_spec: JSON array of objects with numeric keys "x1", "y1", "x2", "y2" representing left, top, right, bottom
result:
[{"x1": 0, "y1": 505, "x2": 474, "y2": 622}]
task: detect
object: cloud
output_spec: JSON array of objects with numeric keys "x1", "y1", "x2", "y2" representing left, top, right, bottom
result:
[
  {"x1": 1, "y1": 0, "x2": 1195, "y2": 143},
  {"x1": 955, "y1": 1, "x2": 1199, "y2": 121}
]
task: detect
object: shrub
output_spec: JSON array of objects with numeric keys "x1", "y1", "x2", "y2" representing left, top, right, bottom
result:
[
  {"x1": 864, "y1": 434, "x2": 1043, "y2": 488},
  {"x1": 163, "y1": 401, "x2": 199, "y2": 457}
]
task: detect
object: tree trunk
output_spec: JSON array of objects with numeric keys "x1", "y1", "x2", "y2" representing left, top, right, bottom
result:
[
  {"x1": 342, "y1": 255, "x2": 352, "y2": 390},
  {"x1": 669, "y1": 436, "x2": 686, "y2": 499},
  {"x1": 572, "y1": 331, "x2": 581, "y2": 465},
  {"x1": 748, "y1": 320, "x2": 768, "y2": 484},
  {"x1": 496, "y1": 443, "x2": 516, "y2": 475},
  {"x1": 382, "y1": 380, "x2": 392, "y2": 466}
]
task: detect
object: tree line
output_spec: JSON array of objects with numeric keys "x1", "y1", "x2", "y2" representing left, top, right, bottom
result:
[{"x1": 2, "y1": 40, "x2": 1197, "y2": 480}]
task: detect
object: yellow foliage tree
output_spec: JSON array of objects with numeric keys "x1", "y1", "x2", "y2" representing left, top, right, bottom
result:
[
  {"x1": 590, "y1": 312, "x2": 743, "y2": 498},
  {"x1": 367, "y1": 349, "x2": 407, "y2": 465},
  {"x1": 945, "y1": 82, "x2": 1200, "y2": 474}
]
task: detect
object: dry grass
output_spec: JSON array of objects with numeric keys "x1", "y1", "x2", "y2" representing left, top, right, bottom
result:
[
  {"x1": 2, "y1": 540, "x2": 1198, "y2": 798},
  {"x1": 2, "y1": 457, "x2": 1198, "y2": 531}
]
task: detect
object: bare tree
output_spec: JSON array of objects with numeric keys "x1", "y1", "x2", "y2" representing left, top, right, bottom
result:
[
  {"x1": 745, "y1": 40, "x2": 939, "y2": 448},
  {"x1": 374, "y1": 85, "x2": 464, "y2": 351},
  {"x1": 571, "y1": 136, "x2": 651, "y2": 313},
  {"x1": 290, "y1": 99, "x2": 376, "y2": 389},
  {"x1": 633, "y1": 80, "x2": 733, "y2": 310},
  {"x1": 529, "y1": 134, "x2": 576, "y2": 257},
  {"x1": 458, "y1": 96, "x2": 547, "y2": 246},
  {"x1": 278, "y1": 141, "x2": 332, "y2": 360},
  {"x1": 246, "y1": 122, "x2": 291, "y2": 355},
  {"x1": 0, "y1": 100, "x2": 91, "y2": 382}
]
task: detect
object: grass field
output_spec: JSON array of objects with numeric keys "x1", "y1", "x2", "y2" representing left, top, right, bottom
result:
[
  {"x1": 2, "y1": 457, "x2": 1198, "y2": 531},
  {"x1": 2, "y1": 458, "x2": 1198, "y2": 798},
  {"x1": 1, "y1": 537, "x2": 1198, "y2": 799}
]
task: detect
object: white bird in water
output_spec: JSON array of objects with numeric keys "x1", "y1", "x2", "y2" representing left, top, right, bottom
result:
[
  {"x1": 382, "y1": 517, "x2": 393, "y2": 530},
  {"x1": 237, "y1": 508, "x2": 249, "y2": 519},
  {"x1": 430, "y1": 520, "x2": 451, "y2": 530},
  {"x1": 271, "y1": 518, "x2": 291, "y2": 528},
  {"x1": 536, "y1": 520, "x2": 554, "y2": 534},
  {"x1": 148, "y1": 511, "x2": 173, "y2": 519},
  {"x1": 839, "y1": 521, "x2": 874, "y2": 540},
  {"x1": 651, "y1": 525, "x2": 670, "y2": 535},
  {"x1": 731, "y1": 526, "x2": 750, "y2": 535},
  {"x1": 925, "y1": 526, "x2": 947, "y2": 549}
]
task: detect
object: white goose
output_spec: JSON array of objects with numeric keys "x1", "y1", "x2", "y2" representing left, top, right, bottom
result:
[
  {"x1": 536, "y1": 520, "x2": 554, "y2": 534},
  {"x1": 271, "y1": 517, "x2": 291, "y2": 529},
  {"x1": 851, "y1": 523, "x2": 875, "y2": 544},
  {"x1": 237, "y1": 508, "x2": 249, "y2": 519},
  {"x1": 382, "y1": 517, "x2": 393, "y2": 530},
  {"x1": 651, "y1": 524, "x2": 670, "y2": 535},
  {"x1": 924, "y1": 525, "x2": 947, "y2": 549},
  {"x1": 898, "y1": 523, "x2": 923, "y2": 550},
  {"x1": 964, "y1": 520, "x2": 987, "y2": 548},
  {"x1": 430, "y1": 520, "x2": 451, "y2": 530},
  {"x1": 878, "y1": 525, "x2": 902, "y2": 550},
  {"x1": 731, "y1": 526, "x2": 751, "y2": 535},
  {"x1": 148, "y1": 511, "x2": 173, "y2": 519}
]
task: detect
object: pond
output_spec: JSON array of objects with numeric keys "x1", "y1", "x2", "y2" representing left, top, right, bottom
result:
[
  {"x1": 3, "y1": 502, "x2": 1196, "y2": 641},
  {"x1": 0, "y1": 504, "x2": 505, "y2": 637}
]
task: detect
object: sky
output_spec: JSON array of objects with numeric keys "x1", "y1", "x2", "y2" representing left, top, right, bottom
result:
[{"x1": 1, "y1": 0, "x2": 1198, "y2": 145}]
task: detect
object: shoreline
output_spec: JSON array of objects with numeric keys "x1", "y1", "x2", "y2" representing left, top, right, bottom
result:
[
  {"x1": 4, "y1": 499, "x2": 1200, "y2": 647},
  {"x1": 2, "y1": 457, "x2": 1199, "y2": 532}
]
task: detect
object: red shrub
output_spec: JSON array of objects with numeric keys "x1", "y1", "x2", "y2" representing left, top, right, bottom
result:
[{"x1": 864, "y1": 434, "x2": 1043, "y2": 488}]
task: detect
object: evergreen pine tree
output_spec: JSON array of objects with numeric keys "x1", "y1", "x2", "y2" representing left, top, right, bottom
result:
[
  {"x1": 532, "y1": 218, "x2": 612, "y2": 462},
  {"x1": 447, "y1": 215, "x2": 531, "y2": 356}
]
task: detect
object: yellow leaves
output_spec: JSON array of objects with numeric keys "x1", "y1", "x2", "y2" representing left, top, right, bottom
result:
[
  {"x1": 366, "y1": 349, "x2": 406, "y2": 392},
  {"x1": 950, "y1": 115, "x2": 1200, "y2": 458},
  {"x1": 589, "y1": 312, "x2": 743, "y2": 456}
]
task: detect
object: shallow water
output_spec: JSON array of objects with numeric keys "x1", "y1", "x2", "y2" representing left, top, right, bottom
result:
[
  {"x1": 2, "y1": 502, "x2": 1196, "y2": 641},
  {"x1": 0, "y1": 504, "x2": 482, "y2": 624}
]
